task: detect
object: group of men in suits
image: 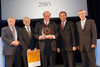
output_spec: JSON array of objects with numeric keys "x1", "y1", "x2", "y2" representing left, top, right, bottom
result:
[{"x1": 1, "y1": 9, "x2": 97, "y2": 67}]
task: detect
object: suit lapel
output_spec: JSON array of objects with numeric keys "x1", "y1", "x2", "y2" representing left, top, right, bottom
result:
[
  {"x1": 78, "y1": 21, "x2": 83, "y2": 34},
  {"x1": 84, "y1": 19, "x2": 89, "y2": 34},
  {"x1": 8, "y1": 27, "x2": 13, "y2": 37},
  {"x1": 60, "y1": 22, "x2": 68, "y2": 36},
  {"x1": 84, "y1": 19, "x2": 89, "y2": 31},
  {"x1": 30, "y1": 27, "x2": 33, "y2": 38},
  {"x1": 23, "y1": 27, "x2": 30, "y2": 39}
]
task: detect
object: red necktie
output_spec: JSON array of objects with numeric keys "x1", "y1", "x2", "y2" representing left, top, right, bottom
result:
[
  {"x1": 62, "y1": 22, "x2": 64, "y2": 30},
  {"x1": 46, "y1": 22, "x2": 48, "y2": 26}
]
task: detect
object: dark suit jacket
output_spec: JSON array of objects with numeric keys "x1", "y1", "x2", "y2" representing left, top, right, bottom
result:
[
  {"x1": 18, "y1": 27, "x2": 37, "y2": 56},
  {"x1": 34, "y1": 21, "x2": 59, "y2": 52},
  {"x1": 76, "y1": 19, "x2": 97, "y2": 52},
  {"x1": 1, "y1": 26, "x2": 21, "y2": 55},
  {"x1": 57, "y1": 21, "x2": 77, "y2": 51}
]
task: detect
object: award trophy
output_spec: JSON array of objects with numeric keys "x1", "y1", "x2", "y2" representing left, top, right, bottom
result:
[{"x1": 42, "y1": 27, "x2": 51, "y2": 38}]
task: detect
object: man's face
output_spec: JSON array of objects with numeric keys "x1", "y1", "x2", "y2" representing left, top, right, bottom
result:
[
  {"x1": 59, "y1": 13, "x2": 67, "y2": 22},
  {"x1": 78, "y1": 11, "x2": 86, "y2": 20},
  {"x1": 8, "y1": 18, "x2": 15, "y2": 27},
  {"x1": 23, "y1": 18, "x2": 30, "y2": 27},
  {"x1": 43, "y1": 12, "x2": 50, "y2": 21}
]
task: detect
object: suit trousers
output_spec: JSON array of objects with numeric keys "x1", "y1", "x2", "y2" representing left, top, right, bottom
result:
[
  {"x1": 22, "y1": 56, "x2": 28, "y2": 67},
  {"x1": 61, "y1": 50, "x2": 76, "y2": 67},
  {"x1": 5, "y1": 47, "x2": 21, "y2": 67},
  {"x1": 41, "y1": 41, "x2": 56, "y2": 67},
  {"x1": 81, "y1": 48, "x2": 96, "y2": 67}
]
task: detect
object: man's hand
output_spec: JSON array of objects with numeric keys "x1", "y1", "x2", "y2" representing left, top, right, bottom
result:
[
  {"x1": 91, "y1": 45, "x2": 96, "y2": 48},
  {"x1": 77, "y1": 46, "x2": 79, "y2": 50},
  {"x1": 57, "y1": 48, "x2": 60, "y2": 53},
  {"x1": 11, "y1": 41, "x2": 19, "y2": 46},
  {"x1": 73, "y1": 47, "x2": 77, "y2": 51},
  {"x1": 40, "y1": 35, "x2": 47, "y2": 40},
  {"x1": 34, "y1": 48, "x2": 38, "y2": 53},
  {"x1": 47, "y1": 35, "x2": 53, "y2": 39},
  {"x1": 27, "y1": 49, "x2": 32, "y2": 53}
]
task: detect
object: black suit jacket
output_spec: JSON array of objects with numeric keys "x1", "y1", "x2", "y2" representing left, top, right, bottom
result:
[
  {"x1": 1, "y1": 26, "x2": 21, "y2": 55},
  {"x1": 57, "y1": 21, "x2": 77, "y2": 51},
  {"x1": 34, "y1": 21, "x2": 59, "y2": 52},
  {"x1": 76, "y1": 19, "x2": 97, "y2": 52},
  {"x1": 18, "y1": 26, "x2": 36, "y2": 56}
]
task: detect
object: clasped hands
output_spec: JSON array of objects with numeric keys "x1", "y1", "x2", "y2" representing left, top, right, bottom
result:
[
  {"x1": 40, "y1": 35, "x2": 54, "y2": 40},
  {"x1": 11, "y1": 41, "x2": 20, "y2": 46}
]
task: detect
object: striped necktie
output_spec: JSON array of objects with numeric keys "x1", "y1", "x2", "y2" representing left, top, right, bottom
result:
[{"x1": 27, "y1": 28, "x2": 31, "y2": 38}]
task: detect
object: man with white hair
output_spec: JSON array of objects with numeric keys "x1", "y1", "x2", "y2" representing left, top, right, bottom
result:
[
  {"x1": 18, "y1": 17, "x2": 38, "y2": 67},
  {"x1": 76, "y1": 9, "x2": 97, "y2": 67},
  {"x1": 1, "y1": 17, "x2": 21, "y2": 67}
]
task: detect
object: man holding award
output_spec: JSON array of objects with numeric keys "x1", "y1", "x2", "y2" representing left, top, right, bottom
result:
[{"x1": 34, "y1": 11, "x2": 59, "y2": 67}]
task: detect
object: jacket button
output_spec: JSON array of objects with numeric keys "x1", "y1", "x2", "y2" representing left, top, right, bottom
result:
[{"x1": 83, "y1": 36, "x2": 84, "y2": 37}]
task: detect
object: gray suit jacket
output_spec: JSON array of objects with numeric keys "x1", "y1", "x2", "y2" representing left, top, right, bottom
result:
[
  {"x1": 1, "y1": 26, "x2": 21, "y2": 55},
  {"x1": 34, "y1": 21, "x2": 59, "y2": 52},
  {"x1": 76, "y1": 19, "x2": 97, "y2": 52}
]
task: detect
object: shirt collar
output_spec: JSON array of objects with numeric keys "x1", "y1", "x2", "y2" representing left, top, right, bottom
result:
[
  {"x1": 61, "y1": 20, "x2": 67, "y2": 26},
  {"x1": 9, "y1": 26, "x2": 15, "y2": 30},
  {"x1": 44, "y1": 21, "x2": 49, "y2": 25},
  {"x1": 25, "y1": 26, "x2": 30, "y2": 30},
  {"x1": 81, "y1": 18, "x2": 86, "y2": 23}
]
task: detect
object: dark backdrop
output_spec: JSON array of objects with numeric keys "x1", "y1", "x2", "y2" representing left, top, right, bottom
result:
[{"x1": 0, "y1": 0, "x2": 100, "y2": 65}]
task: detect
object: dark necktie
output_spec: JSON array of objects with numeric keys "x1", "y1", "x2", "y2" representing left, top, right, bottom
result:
[
  {"x1": 27, "y1": 28, "x2": 31, "y2": 38},
  {"x1": 12, "y1": 27, "x2": 15, "y2": 40}
]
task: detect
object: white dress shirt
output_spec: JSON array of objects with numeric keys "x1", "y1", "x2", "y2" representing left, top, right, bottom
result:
[
  {"x1": 61, "y1": 20, "x2": 67, "y2": 27},
  {"x1": 25, "y1": 26, "x2": 31, "y2": 32},
  {"x1": 44, "y1": 21, "x2": 49, "y2": 25},
  {"x1": 81, "y1": 18, "x2": 86, "y2": 29}
]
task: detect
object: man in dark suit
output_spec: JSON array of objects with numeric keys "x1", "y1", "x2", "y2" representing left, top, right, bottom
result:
[
  {"x1": 1, "y1": 17, "x2": 21, "y2": 67},
  {"x1": 76, "y1": 9, "x2": 97, "y2": 67},
  {"x1": 34, "y1": 11, "x2": 58, "y2": 67},
  {"x1": 57, "y1": 11, "x2": 77, "y2": 67},
  {"x1": 18, "y1": 17, "x2": 38, "y2": 67}
]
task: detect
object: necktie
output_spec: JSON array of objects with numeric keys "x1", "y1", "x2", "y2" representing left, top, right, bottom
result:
[
  {"x1": 12, "y1": 27, "x2": 15, "y2": 40},
  {"x1": 46, "y1": 22, "x2": 48, "y2": 26},
  {"x1": 82, "y1": 22, "x2": 84, "y2": 30},
  {"x1": 27, "y1": 28, "x2": 31, "y2": 38},
  {"x1": 62, "y1": 22, "x2": 64, "y2": 30}
]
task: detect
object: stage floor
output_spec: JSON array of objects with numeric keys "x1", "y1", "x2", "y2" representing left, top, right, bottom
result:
[{"x1": 55, "y1": 65, "x2": 100, "y2": 67}]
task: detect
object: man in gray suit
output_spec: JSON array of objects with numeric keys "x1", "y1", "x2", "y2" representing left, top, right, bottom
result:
[
  {"x1": 1, "y1": 17, "x2": 21, "y2": 67},
  {"x1": 76, "y1": 9, "x2": 97, "y2": 67}
]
